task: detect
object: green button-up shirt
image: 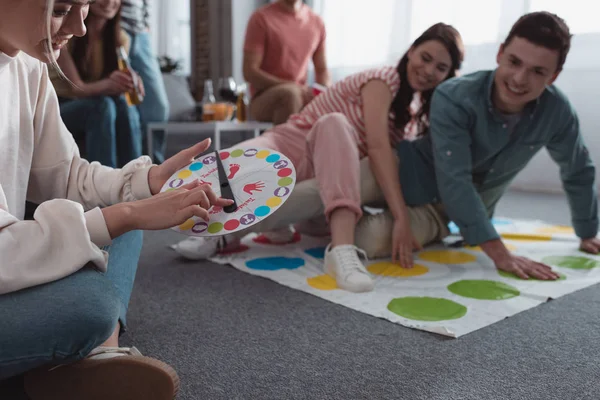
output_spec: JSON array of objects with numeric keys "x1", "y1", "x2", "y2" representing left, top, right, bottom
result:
[{"x1": 400, "y1": 70, "x2": 597, "y2": 246}]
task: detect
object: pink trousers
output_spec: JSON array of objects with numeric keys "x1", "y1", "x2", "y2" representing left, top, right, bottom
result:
[{"x1": 241, "y1": 113, "x2": 362, "y2": 221}]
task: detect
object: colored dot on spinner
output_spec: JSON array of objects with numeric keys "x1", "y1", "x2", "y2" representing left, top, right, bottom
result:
[
  {"x1": 277, "y1": 168, "x2": 293, "y2": 178},
  {"x1": 191, "y1": 222, "x2": 208, "y2": 234},
  {"x1": 189, "y1": 162, "x2": 203, "y2": 171},
  {"x1": 178, "y1": 170, "x2": 192, "y2": 179},
  {"x1": 278, "y1": 177, "x2": 293, "y2": 187},
  {"x1": 169, "y1": 178, "x2": 184, "y2": 188},
  {"x1": 178, "y1": 219, "x2": 195, "y2": 231},
  {"x1": 274, "y1": 186, "x2": 291, "y2": 197},
  {"x1": 224, "y1": 219, "x2": 240, "y2": 231},
  {"x1": 244, "y1": 148, "x2": 258, "y2": 157},
  {"x1": 219, "y1": 151, "x2": 230, "y2": 160},
  {"x1": 256, "y1": 150, "x2": 270, "y2": 159},
  {"x1": 231, "y1": 149, "x2": 244, "y2": 158},
  {"x1": 266, "y1": 154, "x2": 281, "y2": 163},
  {"x1": 254, "y1": 205, "x2": 271, "y2": 217},
  {"x1": 207, "y1": 222, "x2": 224, "y2": 234},
  {"x1": 266, "y1": 197, "x2": 282, "y2": 208}
]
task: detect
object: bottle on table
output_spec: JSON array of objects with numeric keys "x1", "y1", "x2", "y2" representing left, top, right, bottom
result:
[
  {"x1": 116, "y1": 46, "x2": 143, "y2": 106},
  {"x1": 201, "y1": 79, "x2": 216, "y2": 122}
]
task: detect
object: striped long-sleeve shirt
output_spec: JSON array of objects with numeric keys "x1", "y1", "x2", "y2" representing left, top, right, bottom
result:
[
  {"x1": 288, "y1": 66, "x2": 420, "y2": 158},
  {"x1": 120, "y1": 0, "x2": 150, "y2": 33}
]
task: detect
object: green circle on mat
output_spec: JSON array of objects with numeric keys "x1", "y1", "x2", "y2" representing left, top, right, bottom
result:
[
  {"x1": 278, "y1": 177, "x2": 293, "y2": 187},
  {"x1": 387, "y1": 297, "x2": 467, "y2": 321},
  {"x1": 231, "y1": 149, "x2": 243, "y2": 158},
  {"x1": 498, "y1": 270, "x2": 566, "y2": 281},
  {"x1": 541, "y1": 255, "x2": 600, "y2": 270},
  {"x1": 448, "y1": 280, "x2": 520, "y2": 300},
  {"x1": 207, "y1": 222, "x2": 223, "y2": 234}
]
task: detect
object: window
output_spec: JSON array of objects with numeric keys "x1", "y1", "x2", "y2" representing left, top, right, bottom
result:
[
  {"x1": 149, "y1": 0, "x2": 191, "y2": 75},
  {"x1": 529, "y1": 0, "x2": 600, "y2": 34},
  {"x1": 410, "y1": 0, "x2": 502, "y2": 45}
]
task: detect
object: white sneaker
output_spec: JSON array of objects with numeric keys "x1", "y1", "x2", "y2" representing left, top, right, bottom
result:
[
  {"x1": 324, "y1": 244, "x2": 374, "y2": 293},
  {"x1": 173, "y1": 235, "x2": 241, "y2": 260}
]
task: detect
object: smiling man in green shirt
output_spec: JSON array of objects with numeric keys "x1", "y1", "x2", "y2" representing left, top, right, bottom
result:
[{"x1": 408, "y1": 11, "x2": 599, "y2": 279}]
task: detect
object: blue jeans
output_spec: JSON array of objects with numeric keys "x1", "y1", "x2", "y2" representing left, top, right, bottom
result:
[
  {"x1": 126, "y1": 31, "x2": 169, "y2": 163},
  {"x1": 0, "y1": 230, "x2": 143, "y2": 380},
  {"x1": 60, "y1": 96, "x2": 142, "y2": 168}
]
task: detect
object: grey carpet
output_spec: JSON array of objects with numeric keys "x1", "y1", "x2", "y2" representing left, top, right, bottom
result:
[{"x1": 3, "y1": 191, "x2": 599, "y2": 399}]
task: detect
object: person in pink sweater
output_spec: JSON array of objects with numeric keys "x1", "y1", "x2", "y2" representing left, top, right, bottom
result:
[{"x1": 0, "y1": 1, "x2": 232, "y2": 398}]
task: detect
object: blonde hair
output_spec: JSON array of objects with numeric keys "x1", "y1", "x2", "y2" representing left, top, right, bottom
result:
[{"x1": 45, "y1": 0, "x2": 71, "y2": 82}]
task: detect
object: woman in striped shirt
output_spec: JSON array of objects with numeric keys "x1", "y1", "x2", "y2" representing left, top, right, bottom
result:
[{"x1": 181, "y1": 23, "x2": 464, "y2": 293}]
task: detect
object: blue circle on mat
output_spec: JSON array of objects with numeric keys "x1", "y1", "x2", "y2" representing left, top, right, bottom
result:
[
  {"x1": 246, "y1": 257, "x2": 305, "y2": 271},
  {"x1": 491, "y1": 218, "x2": 512, "y2": 225},
  {"x1": 254, "y1": 206, "x2": 270, "y2": 217},
  {"x1": 189, "y1": 162, "x2": 203, "y2": 171},
  {"x1": 266, "y1": 154, "x2": 281, "y2": 163},
  {"x1": 305, "y1": 247, "x2": 326, "y2": 259}
]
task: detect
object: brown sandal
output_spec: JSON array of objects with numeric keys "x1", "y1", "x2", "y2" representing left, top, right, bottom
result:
[{"x1": 24, "y1": 347, "x2": 179, "y2": 400}]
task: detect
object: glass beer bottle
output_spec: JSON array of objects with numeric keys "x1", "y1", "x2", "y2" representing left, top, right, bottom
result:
[{"x1": 116, "y1": 46, "x2": 143, "y2": 106}]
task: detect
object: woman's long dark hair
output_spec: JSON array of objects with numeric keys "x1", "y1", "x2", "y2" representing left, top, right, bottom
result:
[
  {"x1": 70, "y1": 7, "x2": 124, "y2": 81},
  {"x1": 391, "y1": 23, "x2": 464, "y2": 136}
]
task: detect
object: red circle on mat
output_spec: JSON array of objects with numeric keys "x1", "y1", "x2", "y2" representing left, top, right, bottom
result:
[
  {"x1": 224, "y1": 219, "x2": 240, "y2": 231},
  {"x1": 277, "y1": 168, "x2": 293, "y2": 177},
  {"x1": 220, "y1": 151, "x2": 230, "y2": 160}
]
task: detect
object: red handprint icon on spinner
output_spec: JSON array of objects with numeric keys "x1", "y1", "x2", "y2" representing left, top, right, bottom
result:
[{"x1": 243, "y1": 181, "x2": 265, "y2": 195}]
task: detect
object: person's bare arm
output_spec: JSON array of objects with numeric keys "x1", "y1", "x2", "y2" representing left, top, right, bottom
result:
[
  {"x1": 362, "y1": 80, "x2": 405, "y2": 220},
  {"x1": 312, "y1": 42, "x2": 331, "y2": 87},
  {"x1": 57, "y1": 51, "x2": 132, "y2": 98},
  {"x1": 242, "y1": 50, "x2": 290, "y2": 92}
]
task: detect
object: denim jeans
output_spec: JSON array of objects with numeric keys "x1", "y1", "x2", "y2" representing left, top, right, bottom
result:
[
  {"x1": 60, "y1": 95, "x2": 142, "y2": 168},
  {"x1": 0, "y1": 230, "x2": 143, "y2": 380},
  {"x1": 126, "y1": 30, "x2": 170, "y2": 163}
]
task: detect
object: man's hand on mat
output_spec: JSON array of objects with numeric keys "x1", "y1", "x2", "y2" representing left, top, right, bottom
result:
[
  {"x1": 580, "y1": 237, "x2": 600, "y2": 254},
  {"x1": 391, "y1": 217, "x2": 422, "y2": 268},
  {"x1": 148, "y1": 138, "x2": 213, "y2": 195},
  {"x1": 495, "y1": 255, "x2": 561, "y2": 280}
]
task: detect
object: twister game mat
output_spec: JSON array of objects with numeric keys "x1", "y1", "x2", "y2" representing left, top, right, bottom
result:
[{"x1": 208, "y1": 218, "x2": 600, "y2": 338}]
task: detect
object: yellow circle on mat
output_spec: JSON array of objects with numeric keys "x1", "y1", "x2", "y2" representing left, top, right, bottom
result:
[
  {"x1": 535, "y1": 225, "x2": 575, "y2": 235},
  {"x1": 504, "y1": 235, "x2": 552, "y2": 242},
  {"x1": 418, "y1": 250, "x2": 477, "y2": 264},
  {"x1": 307, "y1": 274, "x2": 338, "y2": 290},
  {"x1": 178, "y1": 170, "x2": 192, "y2": 179},
  {"x1": 465, "y1": 243, "x2": 517, "y2": 252},
  {"x1": 367, "y1": 262, "x2": 429, "y2": 277},
  {"x1": 255, "y1": 150, "x2": 270, "y2": 159},
  {"x1": 179, "y1": 219, "x2": 195, "y2": 230},
  {"x1": 266, "y1": 196, "x2": 282, "y2": 207}
]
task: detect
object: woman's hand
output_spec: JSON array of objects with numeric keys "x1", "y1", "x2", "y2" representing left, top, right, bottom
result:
[
  {"x1": 101, "y1": 71, "x2": 135, "y2": 95},
  {"x1": 148, "y1": 138, "x2": 214, "y2": 195},
  {"x1": 391, "y1": 215, "x2": 422, "y2": 268},
  {"x1": 102, "y1": 180, "x2": 233, "y2": 238}
]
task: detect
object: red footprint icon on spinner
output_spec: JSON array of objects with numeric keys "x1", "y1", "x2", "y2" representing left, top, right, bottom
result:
[
  {"x1": 228, "y1": 164, "x2": 240, "y2": 179},
  {"x1": 243, "y1": 181, "x2": 265, "y2": 195}
]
